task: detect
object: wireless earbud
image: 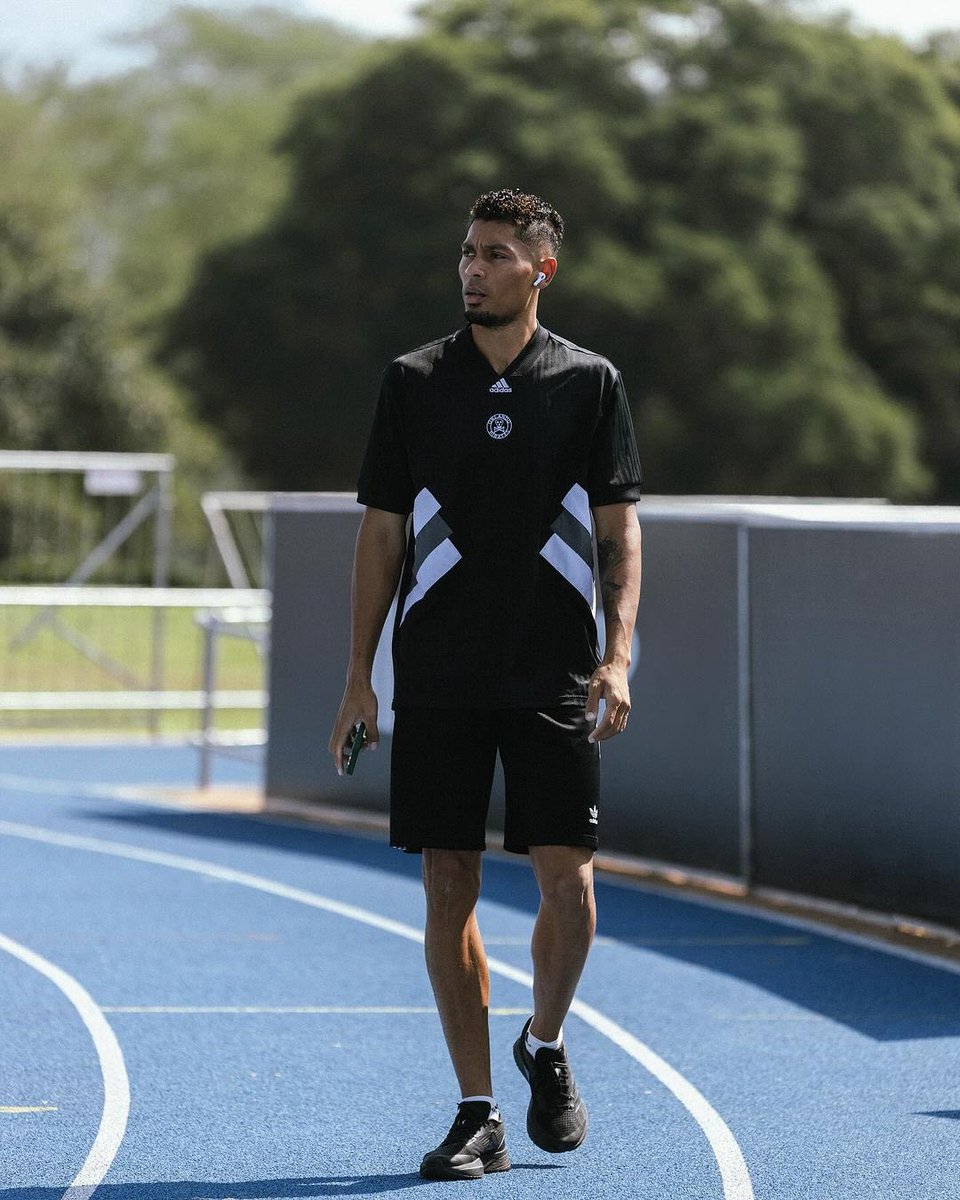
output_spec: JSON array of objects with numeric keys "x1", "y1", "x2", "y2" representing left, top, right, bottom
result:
[{"x1": 533, "y1": 271, "x2": 547, "y2": 287}]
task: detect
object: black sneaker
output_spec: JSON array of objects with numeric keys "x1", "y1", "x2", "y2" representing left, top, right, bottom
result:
[
  {"x1": 419, "y1": 1101, "x2": 511, "y2": 1180},
  {"x1": 513, "y1": 1018, "x2": 588, "y2": 1153}
]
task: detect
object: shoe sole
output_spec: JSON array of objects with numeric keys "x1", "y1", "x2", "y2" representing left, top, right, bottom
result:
[
  {"x1": 419, "y1": 1147, "x2": 511, "y2": 1180},
  {"x1": 512, "y1": 1036, "x2": 588, "y2": 1154}
]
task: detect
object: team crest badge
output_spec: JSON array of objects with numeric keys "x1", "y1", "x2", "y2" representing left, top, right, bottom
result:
[{"x1": 486, "y1": 413, "x2": 512, "y2": 440}]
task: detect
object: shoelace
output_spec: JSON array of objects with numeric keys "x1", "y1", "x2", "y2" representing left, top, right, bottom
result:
[
  {"x1": 536, "y1": 1053, "x2": 576, "y2": 1110},
  {"x1": 447, "y1": 1108, "x2": 488, "y2": 1140}
]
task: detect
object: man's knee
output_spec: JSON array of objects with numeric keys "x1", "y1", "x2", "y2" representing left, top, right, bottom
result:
[
  {"x1": 530, "y1": 846, "x2": 595, "y2": 916},
  {"x1": 422, "y1": 849, "x2": 482, "y2": 920}
]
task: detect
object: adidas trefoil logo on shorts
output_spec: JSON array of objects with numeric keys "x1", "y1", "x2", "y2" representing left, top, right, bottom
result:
[
  {"x1": 588, "y1": 806, "x2": 599, "y2": 825},
  {"x1": 489, "y1": 377, "x2": 512, "y2": 394}
]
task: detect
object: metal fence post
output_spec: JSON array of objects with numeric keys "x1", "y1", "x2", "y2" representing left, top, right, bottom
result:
[
  {"x1": 149, "y1": 466, "x2": 174, "y2": 737},
  {"x1": 199, "y1": 614, "x2": 216, "y2": 789},
  {"x1": 736, "y1": 520, "x2": 755, "y2": 887}
]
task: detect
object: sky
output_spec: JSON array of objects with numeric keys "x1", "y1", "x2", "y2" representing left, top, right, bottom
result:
[{"x1": 1, "y1": 0, "x2": 959, "y2": 80}]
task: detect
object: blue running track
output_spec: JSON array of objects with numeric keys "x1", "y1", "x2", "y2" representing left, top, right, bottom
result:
[{"x1": 1, "y1": 743, "x2": 959, "y2": 1199}]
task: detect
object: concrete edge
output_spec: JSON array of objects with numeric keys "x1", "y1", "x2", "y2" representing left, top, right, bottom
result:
[{"x1": 167, "y1": 786, "x2": 960, "y2": 968}]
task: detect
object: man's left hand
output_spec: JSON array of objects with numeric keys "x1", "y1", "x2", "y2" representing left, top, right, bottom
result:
[{"x1": 585, "y1": 663, "x2": 631, "y2": 743}]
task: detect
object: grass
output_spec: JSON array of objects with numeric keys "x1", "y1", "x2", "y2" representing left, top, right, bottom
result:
[{"x1": 0, "y1": 605, "x2": 266, "y2": 739}]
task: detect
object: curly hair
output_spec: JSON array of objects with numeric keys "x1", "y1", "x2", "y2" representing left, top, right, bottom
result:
[{"x1": 469, "y1": 188, "x2": 564, "y2": 255}]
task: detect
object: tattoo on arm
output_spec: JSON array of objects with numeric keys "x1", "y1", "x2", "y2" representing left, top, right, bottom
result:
[{"x1": 597, "y1": 536, "x2": 624, "y2": 611}]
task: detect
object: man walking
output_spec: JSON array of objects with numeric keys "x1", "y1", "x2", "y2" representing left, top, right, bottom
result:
[{"x1": 329, "y1": 188, "x2": 642, "y2": 1179}]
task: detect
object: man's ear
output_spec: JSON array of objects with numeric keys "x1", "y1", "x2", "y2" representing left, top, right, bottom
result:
[{"x1": 534, "y1": 257, "x2": 558, "y2": 288}]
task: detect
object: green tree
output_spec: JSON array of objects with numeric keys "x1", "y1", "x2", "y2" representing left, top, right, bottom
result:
[
  {"x1": 0, "y1": 6, "x2": 365, "y2": 578},
  {"x1": 0, "y1": 86, "x2": 168, "y2": 452},
  {"x1": 0, "y1": 82, "x2": 237, "y2": 582},
  {"x1": 38, "y1": 5, "x2": 363, "y2": 338},
  {"x1": 662, "y1": 0, "x2": 960, "y2": 495},
  {"x1": 166, "y1": 0, "x2": 953, "y2": 498}
]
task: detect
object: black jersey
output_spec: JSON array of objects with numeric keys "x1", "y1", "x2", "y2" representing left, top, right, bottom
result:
[{"x1": 357, "y1": 324, "x2": 642, "y2": 709}]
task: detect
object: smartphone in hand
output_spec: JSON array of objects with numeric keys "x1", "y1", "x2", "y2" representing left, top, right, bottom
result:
[{"x1": 344, "y1": 721, "x2": 367, "y2": 775}]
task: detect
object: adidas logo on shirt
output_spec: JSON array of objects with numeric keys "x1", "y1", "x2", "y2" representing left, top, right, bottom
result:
[{"x1": 489, "y1": 378, "x2": 512, "y2": 394}]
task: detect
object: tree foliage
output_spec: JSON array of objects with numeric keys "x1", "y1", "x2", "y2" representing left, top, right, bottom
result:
[
  {"x1": 40, "y1": 5, "x2": 363, "y2": 339},
  {"x1": 0, "y1": 6, "x2": 366, "y2": 578},
  {"x1": 0, "y1": 86, "x2": 170, "y2": 452},
  {"x1": 165, "y1": 0, "x2": 960, "y2": 498},
  {"x1": 6, "y1": 1, "x2": 960, "y2": 502}
]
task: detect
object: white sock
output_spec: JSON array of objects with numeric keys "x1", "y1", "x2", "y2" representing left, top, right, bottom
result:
[
  {"x1": 526, "y1": 1026, "x2": 563, "y2": 1056},
  {"x1": 461, "y1": 1095, "x2": 500, "y2": 1120}
]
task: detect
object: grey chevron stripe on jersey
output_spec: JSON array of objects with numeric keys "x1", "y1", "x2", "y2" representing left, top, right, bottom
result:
[
  {"x1": 411, "y1": 510, "x2": 453, "y2": 578},
  {"x1": 550, "y1": 507, "x2": 594, "y2": 569},
  {"x1": 401, "y1": 488, "x2": 462, "y2": 623},
  {"x1": 540, "y1": 483, "x2": 596, "y2": 612}
]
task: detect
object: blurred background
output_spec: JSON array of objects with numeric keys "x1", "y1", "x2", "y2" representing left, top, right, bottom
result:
[
  {"x1": 2, "y1": 0, "x2": 960, "y2": 743},
  {"x1": 4, "y1": 0, "x2": 960, "y2": 520}
]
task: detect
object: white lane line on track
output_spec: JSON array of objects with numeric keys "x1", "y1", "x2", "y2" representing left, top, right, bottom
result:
[
  {"x1": 486, "y1": 934, "x2": 809, "y2": 947},
  {"x1": 0, "y1": 930, "x2": 130, "y2": 1200},
  {"x1": 1, "y1": 820, "x2": 754, "y2": 1200},
  {"x1": 3, "y1": 769, "x2": 959, "y2": 980},
  {"x1": 102, "y1": 1005, "x2": 530, "y2": 1015}
]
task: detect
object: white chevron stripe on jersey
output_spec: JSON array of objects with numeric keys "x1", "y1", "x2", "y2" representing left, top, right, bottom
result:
[
  {"x1": 561, "y1": 483, "x2": 591, "y2": 533},
  {"x1": 412, "y1": 487, "x2": 442, "y2": 536},
  {"x1": 541, "y1": 533, "x2": 595, "y2": 613},
  {"x1": 401, "y1": 538, "x2": 462, "y2": 622},
  {"x1": 402, "y1": 488, "x2": 461, "y2": 623},
  {"x1": 540, "y1": 483, "x2": 595, "y2": 612}
]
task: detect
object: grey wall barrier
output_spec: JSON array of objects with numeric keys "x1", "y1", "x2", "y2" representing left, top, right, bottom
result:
[
  {"x1": 266, "y1": 495, "x2": 960, "y2": 928},
  {"x1": 747, "y1": 511, "x2": 960, "y2": 927},
  {"x1": 266, "y1": 495, "x2": 393, "y2": 808}
]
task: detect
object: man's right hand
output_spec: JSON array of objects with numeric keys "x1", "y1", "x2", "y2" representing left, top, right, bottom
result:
[{"x1": 328, "y1": 683, "x2": 380, "y2": 776}]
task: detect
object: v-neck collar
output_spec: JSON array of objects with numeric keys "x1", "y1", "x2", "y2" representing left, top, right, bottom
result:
[{"x1": 455, "y1": 323, "x2": 549, "y2": 381}]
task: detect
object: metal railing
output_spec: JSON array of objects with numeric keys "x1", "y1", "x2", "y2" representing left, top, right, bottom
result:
[
  {"x1": 0, "y1": 451, "x2": 175, "y2": 732},
  {"x1": 201, "y1": 491, "x2": 271, "y2": 590},
  {"x1": 0, "y1": 462, "x2": 274, "y2": 782},
  {"x1": 0, "y1": 587, "x2": 268, "y2": 738},
  {"x1": 195, "y1": 603, "x2": 270, "y2": 787}
]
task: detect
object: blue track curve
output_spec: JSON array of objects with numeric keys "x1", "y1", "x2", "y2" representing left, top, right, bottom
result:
[{"x1": 1, "y1": 744, "x2": 958, "y2": 1199}]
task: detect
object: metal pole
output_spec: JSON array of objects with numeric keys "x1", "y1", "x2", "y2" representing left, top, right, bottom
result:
[
  {"x1": 149, "y1": 466, "x2": 174, "y2": 738},
  {"x1": 202, "y1": 495, "x2": 251, "y2": 589},
  {"x1": 260, "y1": 504, "x2": 274, "y2": 595},
  {"x1": 736, "y1": 521, "x2": 754, "y2": 887},
  {"x1": 199, "y1": 615, "x2": 216, "y2": 789}
]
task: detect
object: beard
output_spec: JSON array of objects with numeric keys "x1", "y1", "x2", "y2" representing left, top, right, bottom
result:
[{"x1": 464, "y1": 307, "x2": 520, "y2": 328}]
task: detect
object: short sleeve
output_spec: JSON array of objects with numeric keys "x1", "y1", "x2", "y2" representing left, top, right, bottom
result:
[
  {"x1": 356, "y1": 362, "x2": 415, "y2": 515},
  {"x1": 586, "y1": 370, "x2": 643, "y2": 506}
]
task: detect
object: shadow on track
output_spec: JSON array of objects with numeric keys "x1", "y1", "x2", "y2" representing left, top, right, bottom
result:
[
  {"x1": 75, "y1": 805, "x2": 960, "y2": 1043},
  {"x1": 0, "y1": 1166, "x2": 567, "y2": 1199}
]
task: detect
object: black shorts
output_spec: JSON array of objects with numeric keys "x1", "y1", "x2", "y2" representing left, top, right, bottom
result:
[{"x1": 389, "y1": 707, "x2": 600, "y2": 856}]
